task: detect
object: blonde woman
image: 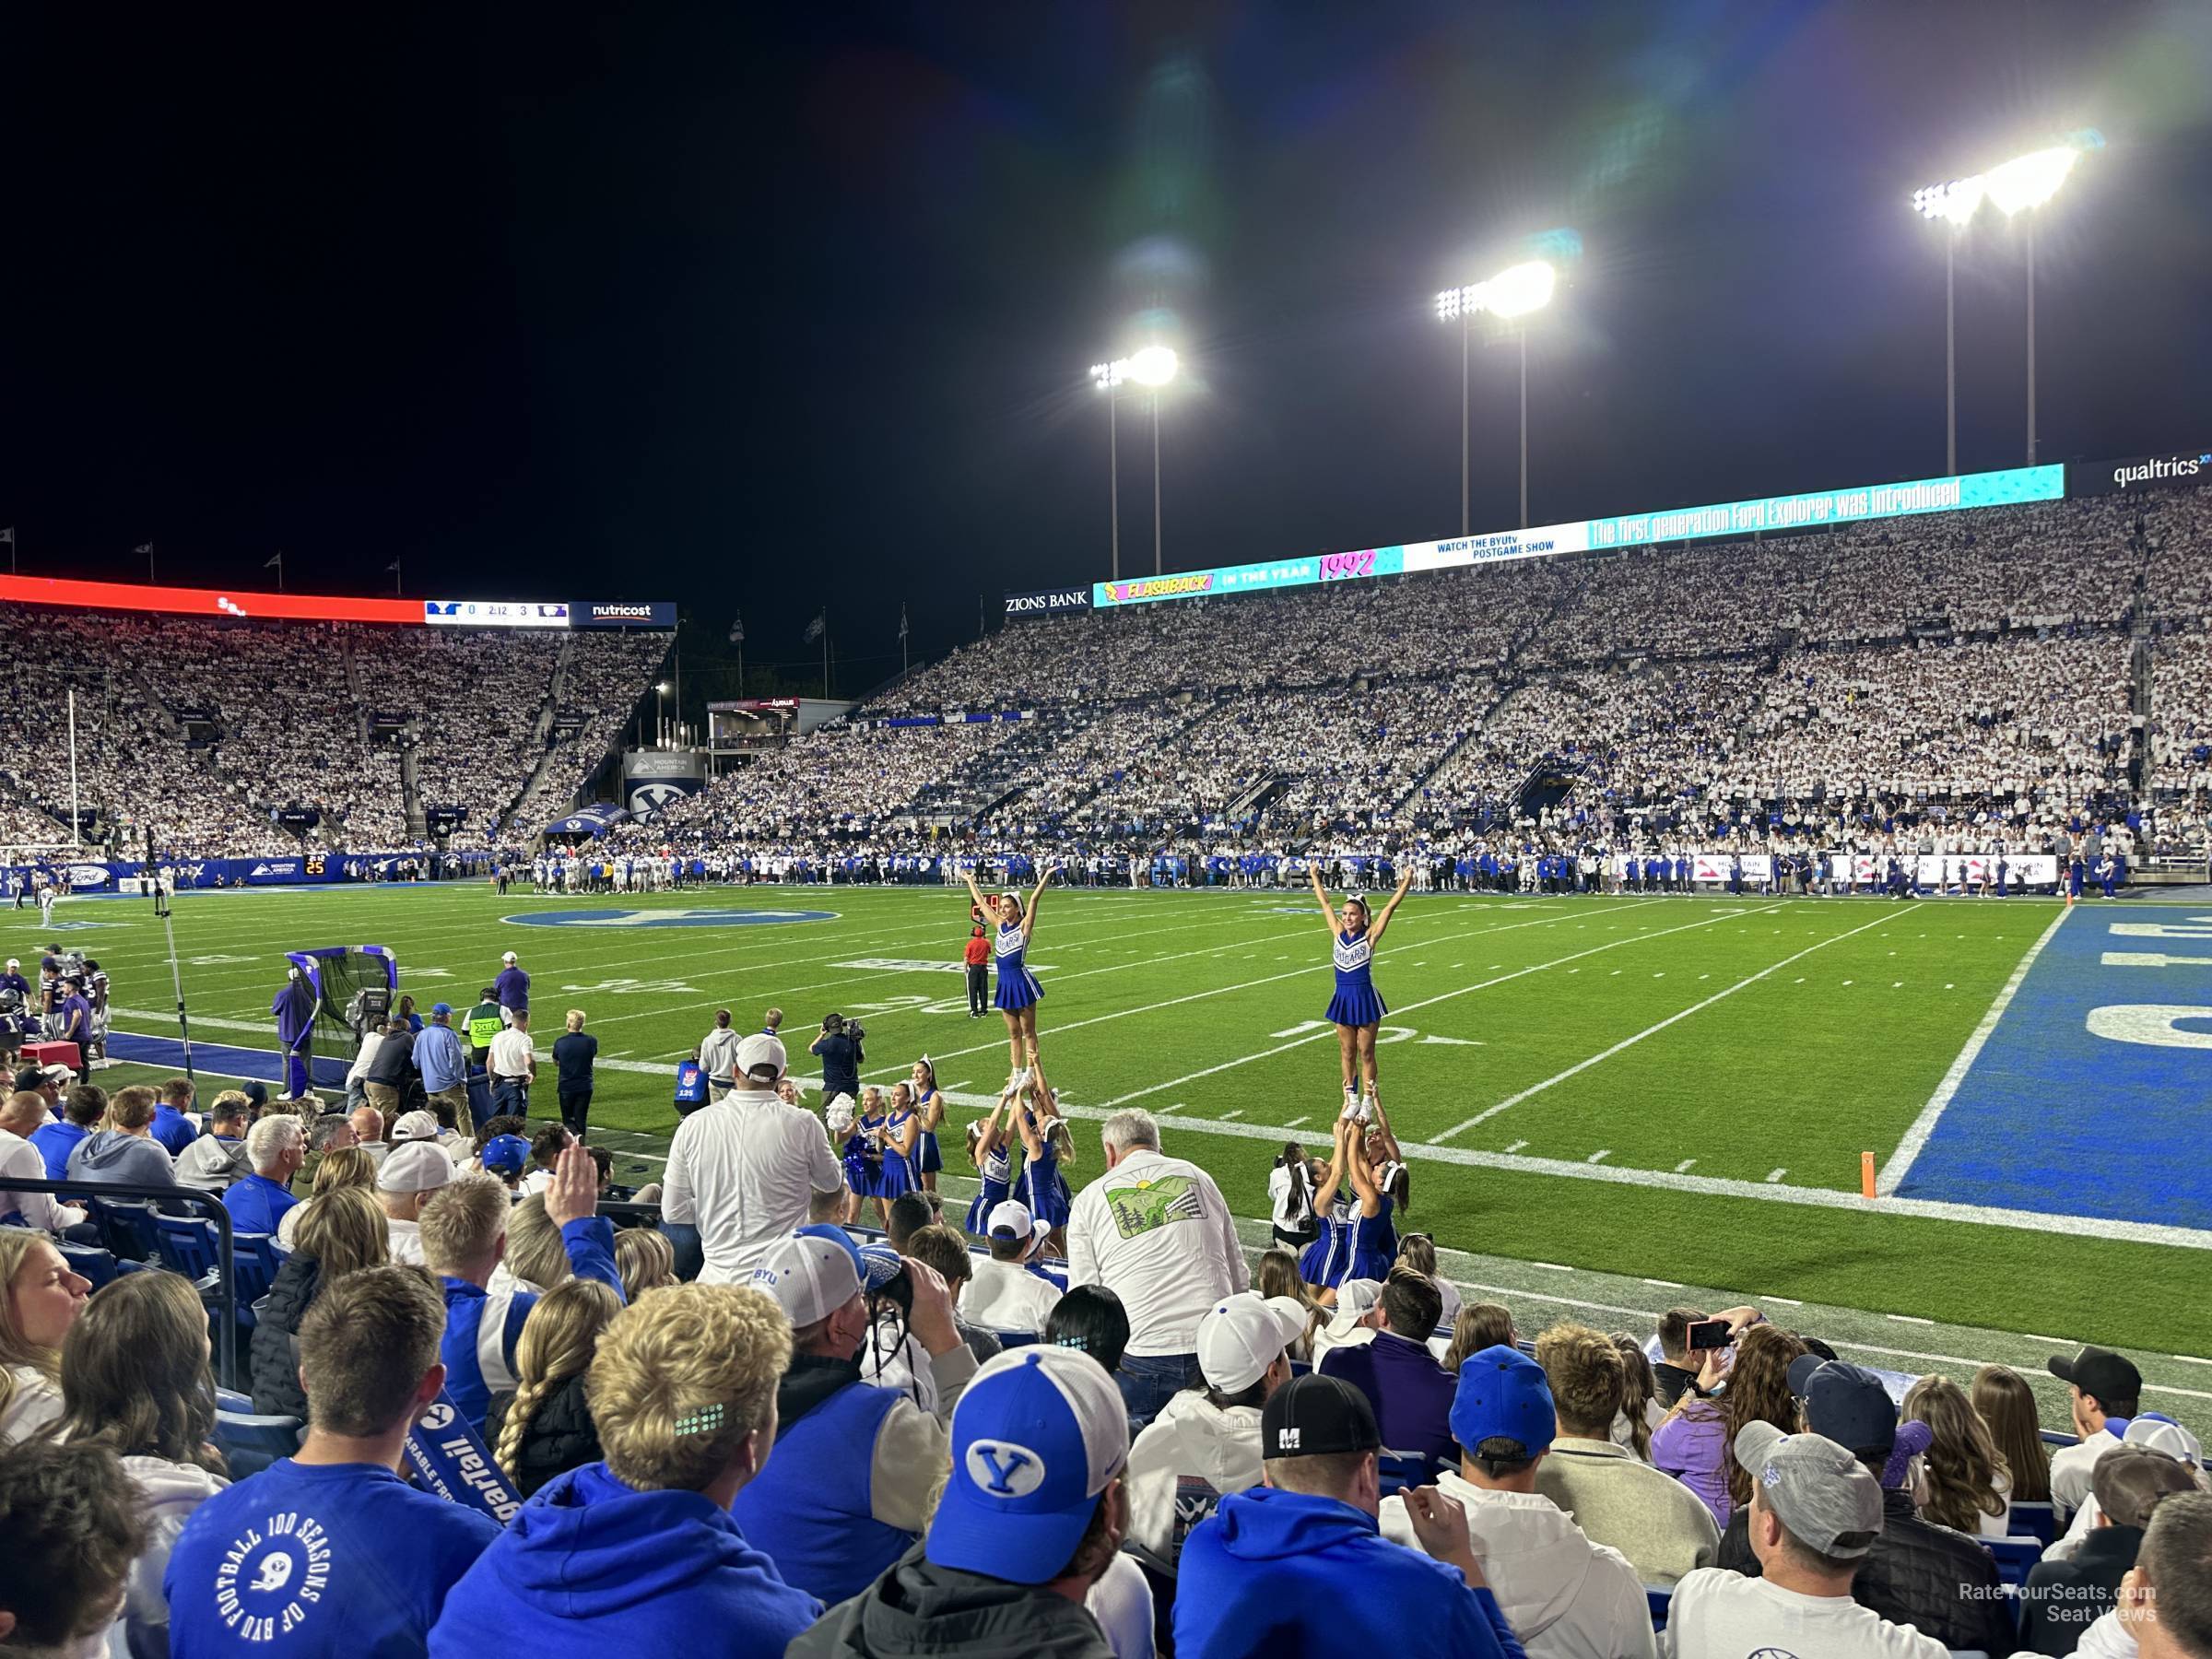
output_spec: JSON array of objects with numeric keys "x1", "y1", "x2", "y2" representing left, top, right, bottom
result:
[
  {"x1": 614, "y1": 1229, "x2": 677, "y2": 1302},
  {"x1": 429, "y1": 1283, "x2": 816, "y2": 1653},
  {"x1": 497, "y1": 1196, "x2": 571, "y2": 1295},
  {"x1": 0, "y1": 1230, "x2": 91, "y2": 1443},
  {"x1": 55, "y1": 1269, "x2": 229, "y2": 1659},
  {"x1": 249, "y1": 1186, "x2": 390, "y2": 1419},
  {"x1": 487, "y1": 1278, "x2": 622, "y2": 1498},
  {"x1": 1902, "y1": 1373, "x2": 2012, "y2": 1535},
  {"x1": 1253, "y1": 1248, "x2": 1322, "y2": 1361},
  {"x1": 277, "y1": 1144, "x2": 379, "y2": 1247}
]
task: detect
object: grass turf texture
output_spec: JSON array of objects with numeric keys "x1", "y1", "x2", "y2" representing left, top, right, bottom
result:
[{"x1": 40, "y1": 882, "x2": 2206, "y2": 1357}]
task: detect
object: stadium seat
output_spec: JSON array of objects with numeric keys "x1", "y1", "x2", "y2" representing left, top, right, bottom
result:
[
  {"x1": 153, "y1": 1215, "x2": 223, "y2": 1286},
  {"x1": 2008, "y1": 1500, "x2": 2057, "y2": 1544},
  {"x1": 996, "y1": 1330, "x2": 1039, "y2": 1348},
  {"x1": 58, "y1": 1241, "x2": 121, "y2": 1289},
  {"x1": 1377, "y1": 1453, "x2": 1431, "y2": 1496},
  {"x1": 1981, "y1": 1536, "x2": 2042, "y2": 1590},
  {"x1": 215, "y1": 1403, "x2": 304, "y2": 1479},
  {"x1": 92, "y1": 1199, "x2": 162, "y2": 1263},
  {"x1": 1643, "y1": 1584, "x2": 1671, "y2": 1632},
  {"x1": 231, "y1": 1233, "x2": 284, "y2": 1310}
]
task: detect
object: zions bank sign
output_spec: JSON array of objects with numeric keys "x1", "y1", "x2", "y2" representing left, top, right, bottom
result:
[{"x1": 1003, "y1": 587, "x2": 1092, "y2": 620}]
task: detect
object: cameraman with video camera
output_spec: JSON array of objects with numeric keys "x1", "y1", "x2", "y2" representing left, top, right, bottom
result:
[{"x1": 809, "y1": 1011, "x2": 865, "y2": 1103}]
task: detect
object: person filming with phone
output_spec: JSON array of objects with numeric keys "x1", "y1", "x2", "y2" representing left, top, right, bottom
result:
[{"x1": 1653, "y1": 1305, "x2": 1763, "y2": 1409}]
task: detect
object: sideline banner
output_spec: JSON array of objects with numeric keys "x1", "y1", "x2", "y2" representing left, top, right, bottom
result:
[{"x1": 1828, "y1": 854, "x2": 2061, "y2": 887}]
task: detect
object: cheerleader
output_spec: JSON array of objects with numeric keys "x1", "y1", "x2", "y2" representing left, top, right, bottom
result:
[
  {"x1": 911, "y1": 1057, "x2": 946, "y2": 1194},
  {"x1": 962, "y1": 1082, "x2": 1018, "y2": 1236},
  {"x1": 1308, "y1": 861, "x2": 1416, "y2": 1120},
  {"x1": 1299, "y1": 1114, "x2": 1399, "y2": 1298},
  {"x1": 878, "y1": 1084, "x2": 920, "y2": 1214},
  {"x1": 962, "y1": 862, "x2": 1058, "y2": 1087},
  {"x1": 830, "y1": 1094, "x2": 872, "y2": 1224},
  {"x1": 849, "y1": 1088, "x2": 894, "y2": 1226},
  {"x1": 1013, "y1": 1083, "x2": 1075, "y2": 1258}
]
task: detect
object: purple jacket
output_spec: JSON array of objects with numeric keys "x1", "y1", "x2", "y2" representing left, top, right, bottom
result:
[
  {"x1": 1651, "y1": 1399, "x2": 1734, "y2": 1525},
  {"x1": 1318, "y1": 1329, "x2": 1457, "y2": 1465},
  {"x1": 494, "y1": 965, "x2": 531, "y2": 1012}
]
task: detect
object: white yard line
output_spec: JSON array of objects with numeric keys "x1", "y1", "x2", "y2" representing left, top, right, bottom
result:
[
  {"x1": 1877, "y1": 904, "x2": 2071, "y2": 1195},
  {"x1": 1095, "y1": 902, "x2": 1767, "y2": 1111},
  {"x1": 1435, "y1": 905, "x2": 1913, "y2": 1141}
]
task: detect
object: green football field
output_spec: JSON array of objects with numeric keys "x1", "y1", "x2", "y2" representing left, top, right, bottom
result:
[{"x1": 30, "y1": 881, "x2": 2211, "y2": 1381}]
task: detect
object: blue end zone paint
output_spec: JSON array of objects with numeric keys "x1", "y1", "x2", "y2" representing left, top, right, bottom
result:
[
  {"x1": 504, "y1": 908, "x2": 838, "y2": 929},
  {"x1": 105, "y1": 1031, "x2": 349, "y2": 1087},
  {"x1": 1896, "y1": 908, "x2": 2212, "y2": 1230}
]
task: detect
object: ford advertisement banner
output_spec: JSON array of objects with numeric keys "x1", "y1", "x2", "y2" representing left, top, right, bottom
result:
[{"x1": 1003, "y1": 587, "x2": 1092, "y2": 619}]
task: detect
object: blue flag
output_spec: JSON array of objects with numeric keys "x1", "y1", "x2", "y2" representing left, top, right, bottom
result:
[{"x1": 403, "y1": 1391, "x2": 523, "y2": 1524}]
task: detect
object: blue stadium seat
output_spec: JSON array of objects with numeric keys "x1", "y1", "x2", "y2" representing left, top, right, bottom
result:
[
  {"x1": 996, "y1": 1330, "x2": 1039, "y2": 1348},
  {"x1": 59, "y1": 1241, "x2": 121, "y2": 1289},
  {"x1": 1377, "y1": 1453, "x2": 1430, "y2": 1496},
  {"x1": 1982, "y1": 1535, "x2": 2042, "y2": 1590},
  {"x1": 92, "y1": 1199, "x2": 161, "y2": 1262},
  {"x1": 215, "y1": 1406, "x2": 303, "y2": 1479},
  {"x1": 1643, "y1": 1584, "x2": 1671, "y2": 1632},
  {"x1": 153, "y1": 1215, "x2": 222, "y2": 1286},
  {"x1": 231, "y1": 1233, "x2": 284, "y2": 1312},
  {"x1": 2008, "y1": 1500, "x2": 2057, "y2": 1545}
]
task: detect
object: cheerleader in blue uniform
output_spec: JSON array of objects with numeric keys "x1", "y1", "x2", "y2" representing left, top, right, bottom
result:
[
  {"x1": 853, "y1": 1088, "x2": 896, "y2": 1226},
  {"x1": 962, "y1": 862, "x2": 1059, "y2": 1088},
  {"x1": 1298, "y1": 1114, "x2": 1399, "y2": 1297},
  {"x1": 1013, "y1": 1084, "x2": 1076, "y2": 1257},
  {"x1": 878, "y1": 1086, "x2": 919, "y2": 1217},
  {"x1": 962, "y1": 1083, "x2": 1018, "y2": 1236},
  {"x1": 830, "y1": 1095, "x2": 873, "y2": 1225},
  {"x1": 1307, "y1": 861, "x2": 1416, "y2": 1121},
  {"x1": 910, "y1": 1057, "x2": 946, "y2": 1194}
]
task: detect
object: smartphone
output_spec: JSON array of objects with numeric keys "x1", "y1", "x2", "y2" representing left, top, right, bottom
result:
[{"x1": 1687, "y1": 1318, "x2": 1733, "y2": 1351}]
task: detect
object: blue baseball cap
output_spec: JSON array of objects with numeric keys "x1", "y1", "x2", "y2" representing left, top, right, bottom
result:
[
  {"x1": 479, "y1": 1134, "x2": 531, "y2": 1176},
  {"x1": 1450, "y1": 1344, "x2": 1556, "y2": 1460},
  {"x1": 927, "y1": 1347, "x2": 1131, "y2": 1584},
  {"x1": 429, "y1": 1002, "x2": 452, "y2": 1017}
]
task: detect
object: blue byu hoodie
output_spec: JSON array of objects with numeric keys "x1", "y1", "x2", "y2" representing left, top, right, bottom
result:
[
  {"x1": 428, "y1": 1462, "x2": 819, "y2": 1659},
  {"x1": 1174, "y1": 1485, "x2": 1525, "y2": 1659}
]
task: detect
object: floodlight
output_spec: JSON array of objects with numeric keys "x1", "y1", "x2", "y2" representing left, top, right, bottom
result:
[
  {"x1": 1911, "y1": 177, "x2": 1984, "y2": 227},
  {"x1": 1090, "y1": 360, "x2": 1122, "y2": 391},
  {"x1": 1126, "y1": 345, "x2": 1179, "y2": 387},
  {"x1": 1984, "y1": 146, "x2": 2078, "y2": 216},
  {"x1": 1434, "y1": 260, "x2": 1556, "y2": 323}
]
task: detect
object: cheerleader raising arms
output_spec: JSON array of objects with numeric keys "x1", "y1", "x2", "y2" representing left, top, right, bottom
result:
[
  {"x1": 1295, "y1": 1114, "x2": 1354, "y2": 1301},
  {"x1": 961, "y1": 861, "x2": 1058, "y2": 1085},
  {"x1": 1309, "y1": 861, "x2": 1416, "y2": 1118}
]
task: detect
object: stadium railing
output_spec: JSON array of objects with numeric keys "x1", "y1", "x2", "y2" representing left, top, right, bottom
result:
[{"x1": 0, "y1": 1174, "x2": 241, "y2": 1387}]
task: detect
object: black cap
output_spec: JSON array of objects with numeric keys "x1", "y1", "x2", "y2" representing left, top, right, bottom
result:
[
  {"x1": 1262, "y1": 1372, "x2": 1382, "y2": 1460},
  {"x1": 12, "y1": 1066, "x2": 43, "y2": 1093},
  {"x1": 1786, "y1": 1357, "x2": 1898, "y2": 1459},
  {"x1": 241, "y1": 1080, "x2": 270, "y2": 1108},
  {"x1": 2050, "y1": 1346, "x2": 2142, "y2": 1407}
]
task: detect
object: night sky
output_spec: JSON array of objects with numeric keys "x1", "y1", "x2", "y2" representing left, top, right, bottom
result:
[{"x1": 5, "y1": 3, "x2": 2208, "y2": 699}]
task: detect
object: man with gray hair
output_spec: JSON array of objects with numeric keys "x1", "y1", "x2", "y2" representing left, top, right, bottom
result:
[
  {"x1": 223, "y1": 1112, "x2": 305, "y2": 1235},
  {"x1": 1662, "y1": 1422, "x2": 1946, "y2": 1656},
  {"x1": 1067, "y1": 1107, "x2": 1246, "y2": 1421},
  {"x1": 2108, "y1": 1490, "x2": 2212, "y2": 1659}
]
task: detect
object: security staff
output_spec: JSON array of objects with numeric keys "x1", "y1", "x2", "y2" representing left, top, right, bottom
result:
[{"x1": 464, "y1": 986, "x2": 506, "y2": 1065}]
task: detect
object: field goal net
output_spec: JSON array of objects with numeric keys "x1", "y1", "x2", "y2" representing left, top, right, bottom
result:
[{"x1": 286, "y1": 945, "x2": 398, "y2": 1085}]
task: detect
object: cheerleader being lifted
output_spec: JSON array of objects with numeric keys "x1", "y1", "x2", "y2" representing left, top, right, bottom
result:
[{"x1": 1307, "y1": 860, "x2": 1415, "y2": 1121}]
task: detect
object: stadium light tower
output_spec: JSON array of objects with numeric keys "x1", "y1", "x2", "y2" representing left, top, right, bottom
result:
[
  {"x1": 1913, "y1": 143, "x2": 2082, "y2": 468},
  {"x1": 1091, "y1": 345, "x2": 1181, "y2": 578},
  {"x1": 1436, "y1": 259, "x2": 1555, "y2": 532}
]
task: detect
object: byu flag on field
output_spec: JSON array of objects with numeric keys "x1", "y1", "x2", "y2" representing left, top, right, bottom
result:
[
  {"x1": 0, "y1": 528, "x2": 13, "y2": 545},
  {"x1": 802, "y1": 610, "x2": 825, "y2": 644},
  {"x1": 898, "y1": 603, "x2": 909, "y2": 641},
  {"x1": 728, "y1": 610, "x2": 744, "y2": 645}
]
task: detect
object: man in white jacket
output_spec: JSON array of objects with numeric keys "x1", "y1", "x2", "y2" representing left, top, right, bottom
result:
[
  {"x1": 1124, "y1": 1292, "x2": 1305, "y2": 1564},
  {"x1": 1382, "y1": 1344, "x2": 1655, "y2": 1659}
]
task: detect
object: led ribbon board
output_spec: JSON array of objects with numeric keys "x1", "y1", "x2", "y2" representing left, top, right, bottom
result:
[{"x1": 1090, "y1": 463, "x2": 2066, "y2": 608}]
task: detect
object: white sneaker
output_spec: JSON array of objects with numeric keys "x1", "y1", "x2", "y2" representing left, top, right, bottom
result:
[
  {"x1": 1339, "y1": 1088, "x2": 1360, "y2": 1121},
  {"x1": 1358, "y1": 1095, "x2": 1377, "y2": 1124},
  {"x1": 1011, "y1": 1066, "x2": 1031, "y2": 1089}
]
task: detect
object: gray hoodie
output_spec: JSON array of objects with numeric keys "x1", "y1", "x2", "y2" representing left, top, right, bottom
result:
[{"x1": 65, "y1": 1129, "x2": 177, "y2": 1189}]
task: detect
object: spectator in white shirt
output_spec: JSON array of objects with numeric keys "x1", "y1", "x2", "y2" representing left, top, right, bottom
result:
[
  {"x1": 375, "y1": 1140, "x2": 453, "y2": 1265},
  {"x1": 699, "y1": 1009, "x2": 743, "y2": 1093},
  {"x1": 1066, "y1": 1109, "x2": 1248, "y2": 1424},
  {"x1": 662, "y1": 1032, "x2": 843, "y2": 1282},
  {"x1": 1382, "y1": 1345, "x2": 1655, "y2": 1659},
  {"x1": 344, "y1": 1024, "x2": 385, "y2": 1113},
  {"x1": 2099, "y1": 1490, "x2": 2212, "y2": 1659},
  {"x1": 959, "y1": 1200, "x2": 1063, "y2": 1335},
  {"x1": 487, "y1": 1011, "x2": 536, "y2": 1120},
  {"x1": 1125, "y1": 1291, "x2": 1304, "y2": 1565},
  {"x1": 1665, "y1": 1423, "x2": 1946, "y2": 1659},
  {"x1": 2050, "y1": 1345, "x2": 2146, "y2": 1524},
  {"x1": 0, "y1": 1089, "x2": 84, "y2": 1235}
]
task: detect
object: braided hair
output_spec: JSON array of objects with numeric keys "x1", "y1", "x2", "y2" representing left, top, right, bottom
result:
[{"x1": 494, "y1": 1279, "x2": 622, "y2": 1486}]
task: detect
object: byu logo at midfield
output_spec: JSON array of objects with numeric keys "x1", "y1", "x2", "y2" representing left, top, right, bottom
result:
[
  {"x1": 966, "y1": 1439, "x2": 1046, "y2": 1497},
  {"x1": 506, "y1": 908, "x2": 837, "y2": 929}
]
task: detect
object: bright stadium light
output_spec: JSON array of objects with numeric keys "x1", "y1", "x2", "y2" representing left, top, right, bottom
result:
[
  {"x1": 1090, "y1": 346, "x2": 1181, "y2": 578},
  {"x1": 1435, "y1": 258, "x2": 1558, "y2": 531},
  {"x1": 1911, "y1": 139, "x2": 2087, "y2": 467}
]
